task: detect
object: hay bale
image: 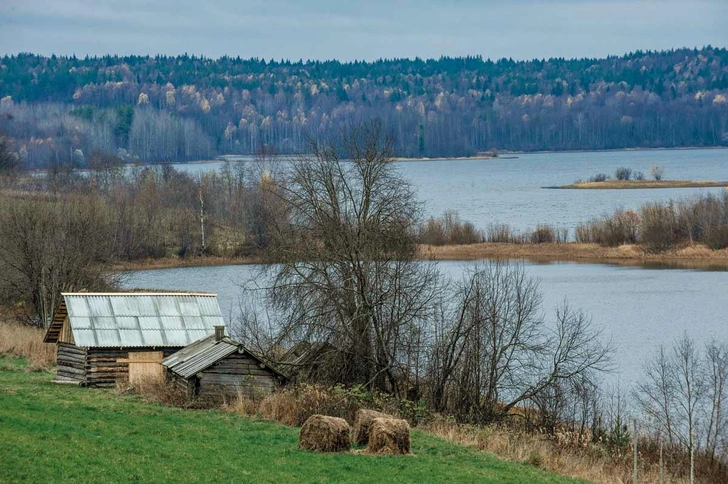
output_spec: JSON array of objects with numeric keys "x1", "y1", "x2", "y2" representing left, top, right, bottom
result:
[
  {"x1": 353, "y1": 409, "x2": 392, "y2": 445},
  {"x1": 299, "y1": 414, "x2": 351, "y2": 452},
  {"x1": 368, "y1": 417, "x2": 411, "y2": 455}
]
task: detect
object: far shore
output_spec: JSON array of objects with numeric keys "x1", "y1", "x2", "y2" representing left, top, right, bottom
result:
[
  {"x1": 549, "y1": 180, "x2": 728, "y2": 190},
  {"x1": 113, "y1": 242, "x2": 728, "y2": 273}
]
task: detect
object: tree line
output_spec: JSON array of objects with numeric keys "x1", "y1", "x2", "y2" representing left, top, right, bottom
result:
[{"x1": 0, "y1": 47, "x2": 727, "y2": 167}]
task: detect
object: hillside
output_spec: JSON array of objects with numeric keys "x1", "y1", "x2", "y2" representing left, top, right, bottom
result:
[
  {"x1": 0, "y1": 356, "x2": 579, "y2": 483},
  {"x1": 1, "y1": 48, "x2": 727, "y2": 167}
]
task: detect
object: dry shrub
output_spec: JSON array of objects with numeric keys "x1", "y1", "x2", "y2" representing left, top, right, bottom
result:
[
  {"x1": 529, "y1": 225, "x2": 568, "y2": 244},
  {"x1": 485, "y1": 224, "x2": 526, "y2": 244},
  {"x1": 0, "y1": 319, "x2": 56, "y2": 370},
  {"x1": 421, "y1": 416, "x2": 663, "y2": 484},
  {"x1": 367, "y1": 417, "x2": 411, "y2": 455},
  {"x1": 576, "y1": 209, "x2": 639, "y2": 247},
  {"x1": 419, "y1": 211, "x2": 483, "y2": 246},
  {"x1": 353, "y1": 409, "x2": 392, "y2": 445},
  {"x1": 233, "y1": 384, "x2": 410, "y2": 427},
  {"x1": 299, "y1": 414, "x2": 351, "y2": 452},
  {"x1": 117, "y1": 376, "x2": 192, "y2": 408}
]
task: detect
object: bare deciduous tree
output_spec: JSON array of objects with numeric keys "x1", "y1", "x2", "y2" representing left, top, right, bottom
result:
[
  {"x1": 254, "y1": 121, "x2": 439, "y2": 393},
  {"x1": 429, "y1": 261, "x2": 612, "y2": 424}
]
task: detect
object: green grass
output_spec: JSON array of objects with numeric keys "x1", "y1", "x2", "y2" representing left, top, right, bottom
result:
[{"x1": 0, "y1": 356, "x2": 582, "y2": 483}]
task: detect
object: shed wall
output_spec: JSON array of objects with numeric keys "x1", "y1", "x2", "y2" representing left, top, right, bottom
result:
[{"x1": 197, "y1": 353, "x2": 279, "y2": 399}]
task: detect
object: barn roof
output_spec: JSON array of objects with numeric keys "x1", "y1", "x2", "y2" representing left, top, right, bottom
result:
[
  {"x1": 162, "y1": 334, "x2": 286, "y2": 380},
  {"x1": 43, "y1": 293, "x2": 225, "y2": 348}
]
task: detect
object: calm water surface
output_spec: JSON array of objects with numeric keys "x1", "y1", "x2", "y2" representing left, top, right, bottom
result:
[
  {"x1": 122, "y1": 261, "x2": 728, "y2": 385},
  {"x1": 176, "y1": 148, "x2": 728, "y2": 234}
]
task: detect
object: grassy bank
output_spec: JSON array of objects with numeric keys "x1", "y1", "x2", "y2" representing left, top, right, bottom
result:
[
  {"x1": 552, "y1": 180, "x2": 728, "y2": 189},
  {"x1": 418, "y1": 242, "x2": 728, "y2": 269},
  {"x1": 107, "y1": 242, "x2": 728, "y2": 272},
  {"x1": 0, "y1": 356, "x2": 578, "y2": 484}
]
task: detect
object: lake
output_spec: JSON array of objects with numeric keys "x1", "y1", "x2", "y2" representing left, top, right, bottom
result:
[
  {"x1": 122, "y1": 260, "x2": 728, "y2": 386},
  {"x1": 174, "y1": 148, "x2": 728, "y2": 234}
]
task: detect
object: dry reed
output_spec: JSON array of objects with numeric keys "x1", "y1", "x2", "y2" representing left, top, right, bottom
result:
[{"x1": 0, "y1": 319, "x2": 56, "y2": 370}]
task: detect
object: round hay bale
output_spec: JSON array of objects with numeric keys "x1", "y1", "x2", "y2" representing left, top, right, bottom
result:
[
  {"x1": 353, "y1": 409, "x2": 392, "y2": 445},
  {"x1": 299, "y1": 414, "x2": 351, "y2": 452},
  {"x1": 368, "y1": 417, "x2": 411, "y2": 455}
]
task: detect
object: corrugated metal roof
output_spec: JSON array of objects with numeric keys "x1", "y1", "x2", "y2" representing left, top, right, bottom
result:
[
  {"x1": 61, "y1": 293, "x2": 225, "y2": 348},
  {"x1": 161, "y1": 335, "x2": 241, "y2": 379},
  {"x1": 162, "y1": 334, "x2": 288, "y2": 381}
]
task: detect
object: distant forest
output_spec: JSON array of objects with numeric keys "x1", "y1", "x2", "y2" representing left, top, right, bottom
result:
[{"x1": 1, "y1": 47, "x2": 727, "y2": 168}]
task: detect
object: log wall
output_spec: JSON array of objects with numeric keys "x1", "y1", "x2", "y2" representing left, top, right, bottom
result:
[
  {"x1": 197, "y1": 352, "x2": 281, "y2": 399},
  {"x1": 56, "y1": 343, "x2": 87, "y2": 382},
  {"x1": 56, "y1": 345, "x2": 180, "y2": 387}
]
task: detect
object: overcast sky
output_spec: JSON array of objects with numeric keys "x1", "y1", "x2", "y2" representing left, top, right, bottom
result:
[{"x1": 1, "y1": 0, "x2": 726, "y2": 61}]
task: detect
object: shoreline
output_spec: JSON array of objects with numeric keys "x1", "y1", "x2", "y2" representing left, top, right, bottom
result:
[
  {"x1": 549, "y1": 180, "x2": 728, "y2": 190},
  {"x1": 113, "y1": 243, "x2": 728, "y2": 273}
]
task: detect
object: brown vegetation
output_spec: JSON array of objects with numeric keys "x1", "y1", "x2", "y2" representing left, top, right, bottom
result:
[
  {"x1": 353, "y1": 409, "x2": 393, "y2": 445},
  {"x1": 557, "y1": 180, "x2": 728, "y2": 189},
  {"x1": 298, "y1": 415, "x2": 351, "y2": 453},
  {"x1": 0, "y1": 318, "x2": 56, "y2": 370},
  {"x1": 367, "y1": 418, "x2": 411, "y2": 455}
]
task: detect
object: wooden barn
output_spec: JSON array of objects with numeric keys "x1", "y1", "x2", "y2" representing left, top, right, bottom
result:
[
  {"x1": 43, "y1": 292, "x2": 226, "y2": 387},
  {"x1": 162, "y1": 327, "x2": 286, "y2": 400}
]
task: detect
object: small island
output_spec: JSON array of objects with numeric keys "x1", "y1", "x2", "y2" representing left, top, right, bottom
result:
[
  {"x1": 548, "y1": 165, "x2": 728, "y2": 189},
  {"x1": 552, "y1": 180, "x2": 728, "y2": 189}
]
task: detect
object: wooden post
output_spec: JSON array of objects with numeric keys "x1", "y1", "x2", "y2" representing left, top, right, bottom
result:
[{"x1": 633, "y1": 419, "x2": 638, "y2": 484}]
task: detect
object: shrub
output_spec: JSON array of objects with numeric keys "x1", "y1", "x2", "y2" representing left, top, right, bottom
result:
[
  {"x1": 614, "y1": 167, "x2": 632, "y2": 181},
  {"x1": 419, "y1": 211, "x2": 483, "y2": 245},
  {"x1": 649, "y1": 165, "x2": 665, "y2": 181},
  {"x1": 575, "y1": 210, "x2": 638, "y2": 246},
  {"x1": 485, "y1": 224, "x2": 526, "y2": 244},
  {"x1": 529, "y1": 225, "x2": 568, "y2": 244},
  {"x1": 588, "y1": 173, "x2": 609, "y2": 183},
  {"x1": 634, "y1": 171, "x2": 645, "y2": 181}
]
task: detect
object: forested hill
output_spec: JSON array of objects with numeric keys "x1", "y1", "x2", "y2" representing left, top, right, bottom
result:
[{"x1": 1, "y1": 48, "x2": 727, "y2": 167}]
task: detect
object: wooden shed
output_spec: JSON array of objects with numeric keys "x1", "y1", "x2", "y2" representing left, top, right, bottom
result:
[
  {"x1": 162, "y1": 327, "x2": 286, "y2": 400},
  {"x1": 43, "y1": 292, "x2": 226, "y2": 387}
]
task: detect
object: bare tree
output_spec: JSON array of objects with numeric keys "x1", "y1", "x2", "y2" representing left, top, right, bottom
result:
[
  {"x1": 650, "y1": 165, "x2": 666, "y2": 181},
  {"x1": 253, "y1": 120, "x2": 439, "y2": 393},
  {"x1": 0, "y1": 195, "x2": 119, "y2": 326},
  {"x1": 430, "y1": 261, "x2": 612, "y2": 424},
  {"x1": 0, "y1": 133, "x2": 18, "y2": 174}
]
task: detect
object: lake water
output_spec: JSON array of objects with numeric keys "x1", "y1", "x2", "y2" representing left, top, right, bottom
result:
[
  {"x1": 122, "y1": 260, "x2": 728, "y2": 386},
  {"x1": 175, "y1": 148, "x2": 728, "y2": 234}
]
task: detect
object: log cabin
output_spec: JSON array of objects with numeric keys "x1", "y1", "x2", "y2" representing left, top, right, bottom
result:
[
  {"x1": 43, "y1": 292, "x2": 226, "y2": 387},
  {"x1": 162, "y1": 326, "x2": 286, "y2": 400}
]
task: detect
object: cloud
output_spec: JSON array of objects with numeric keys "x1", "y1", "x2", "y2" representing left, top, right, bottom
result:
[{"x1": 0, "y1": 0, "x2": 726, "y2": 60}]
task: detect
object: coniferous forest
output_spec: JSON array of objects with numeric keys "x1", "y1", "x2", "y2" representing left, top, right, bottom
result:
[{"x1": 1, "y1": 47, "x2": 727, "y2": 168}]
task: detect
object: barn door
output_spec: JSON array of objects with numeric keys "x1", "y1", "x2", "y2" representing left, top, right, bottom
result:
[{"x1": 126, "y1": 351, "x2": 164, "y2": 385}]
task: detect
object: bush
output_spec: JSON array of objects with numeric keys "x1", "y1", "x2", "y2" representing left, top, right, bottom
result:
[
  {"x1": 588, "y1": 173, "x2": 609, "y2": 183},
  {"x1": 649, "y1": 165, "x2": 665, "y2": 181},
  {"x1": 419, "y1": 211, "x2": 484, "y2": 245},
  {"x1": 634, "y1": 171, "x2": 645, "y2": 181},
  {"x1": 529, "y1": 225, "x2": 568, "y2": 244},
  {"x1": 575, "y1": 210, "x2": 638, "y2": 246},
  {"x1": 485, "y1": 224, "x2": 526, "y2": 244},
  {"x1": 614, "y1": 167, "x2": 632, "y2": 181}
]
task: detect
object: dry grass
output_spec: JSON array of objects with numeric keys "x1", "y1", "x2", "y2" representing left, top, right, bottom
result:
[
  {"x1": 418, "y1": 242, "x2": 728, "y2": 269},
  {"x1": 421, "y1": 417, "x2": 674, "y2": 484},
  {"x1": 557, "y1": 180, "x2": 728, "y2": 189},
  {"x1": 298, "y1": 414, "x2": 351, "y2": 452},
  {"x1": 0, "y1": 319, "x2": 56, "y2": 370},
  {"x1": 367, "y1": 417, "x2": 411, "y2": 455},
  {"x1": 353, "y1": 409, "x2": 392, "y2": 445}
]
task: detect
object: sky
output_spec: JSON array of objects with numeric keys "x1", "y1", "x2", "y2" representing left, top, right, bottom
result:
[{"x1": 0, "y1": 0, "x2": 726, "y2": 61}]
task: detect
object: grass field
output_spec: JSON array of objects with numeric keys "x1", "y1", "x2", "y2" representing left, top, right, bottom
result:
[
  {"x1": 0, "y1": 356, "x2": 581, "y2": 483},
  {"x1": 553, "y1": 180, "x2": 728, "y2": 189}
]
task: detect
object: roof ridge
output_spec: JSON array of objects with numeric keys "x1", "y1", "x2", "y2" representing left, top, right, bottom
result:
[{"x1": 62, "y1": 292, "x2": 218, "y2": 297}]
